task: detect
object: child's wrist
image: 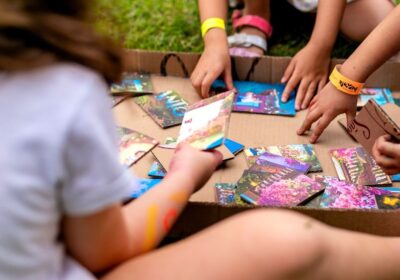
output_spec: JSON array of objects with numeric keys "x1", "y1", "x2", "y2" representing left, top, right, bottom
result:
[
  {"x1": 165, "y1": 170, "x2": 197, "y2": 194},
  {"x1": 307, "y1": 39, "x2": 333, "y2": 56},
  {"x1": 204, "y1": 28, "x2": 228, "y2": 47},
  {"x1": 329, "y1": 65, "x2": 365, "y2": 95}
]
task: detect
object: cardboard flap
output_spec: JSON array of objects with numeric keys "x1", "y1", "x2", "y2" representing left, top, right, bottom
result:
[
  {"x1": 382, "y1": 103, "x2": 400, "y2": 139},
  {"x1": 348, "y1": 99, "x2": 400, "y2": 154}
]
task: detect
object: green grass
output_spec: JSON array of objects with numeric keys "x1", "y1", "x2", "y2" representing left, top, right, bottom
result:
[
  {"x1": 95, "y1": 0, "x2": 399, "y2": 58},
  {"x1": 95, "y1": 0, "x2": 203, "y2": 52}
]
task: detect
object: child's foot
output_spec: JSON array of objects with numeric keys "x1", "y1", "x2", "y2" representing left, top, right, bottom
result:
[{"x1": 228, "y1": 11, "x2": 272, "y2": 57}]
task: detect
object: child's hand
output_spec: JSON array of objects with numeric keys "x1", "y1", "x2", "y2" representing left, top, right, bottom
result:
[
  {"x1": 372, "y1": 135, "x2": 400, "y2": 175},
  {"x1": 168, "y1": 143, "x2": 223, "y2": 192},
  {"x1": 297, "y1": 82, "x2": 357, "y2": 143},
  {"x1": 281, "y1": 43, "x2": 331, "y2": 111},
  {"x1": 191, "y1": 29, "x2": 234, "y2": 98}
]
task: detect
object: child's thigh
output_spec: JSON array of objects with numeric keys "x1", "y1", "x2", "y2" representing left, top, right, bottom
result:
[
  {"x1": 341, "y1": 0, "x2": 395, "y2": 41},
  {"x1": 102, "y1": 209, "x2": 331, "y2": 280}
]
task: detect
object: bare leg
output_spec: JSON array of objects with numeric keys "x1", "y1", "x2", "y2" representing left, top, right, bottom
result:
[
  {"x1": 232, "y1": 0, "x2": 271, "y2": 56},
  {"x1": 341, "y1": 0, "x2": 395, "y2": 42},
  {"x1": 102, "y1": 209, "x2": 400, "y2": 280}
]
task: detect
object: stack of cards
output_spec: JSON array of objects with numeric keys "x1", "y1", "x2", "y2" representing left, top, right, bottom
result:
[
  {"x1": 241, "y1": 175, "x2": 325, "y2": 207},
  {"x1": 212, "y1": 80, "x2": 296, "y2": 116},
  {"x1": 244, "y1": 144, "x2": 322, "y2": 172},
  {"x1": 177, "y1": 91, "x2": 235, "y2": 150},
  {"x1": 116, "y1": 127, "x2": 159, "y2": 167},
  {"x1": 135, "y1": 90, "x2": 188, "y2": 128},
  {"x1": 330, "y1": 147, "x2": 391, "y2": 186}
]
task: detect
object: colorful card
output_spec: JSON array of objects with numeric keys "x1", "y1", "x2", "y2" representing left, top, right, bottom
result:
[
  {"x1": 215, "y1": 183, "x2": 246, "y2": 205},
  {"x1": 212, "y1": 80, "x2": 296, "y2": 116},
  {"x1": 250, "y1": 152, "x2": 311, "y2": 173},
  {"x1": 130, "y1": 178, "x2": 162, "y2": 198},
  {"x1": 319, "y1": 177, "x2": 392, "y2": 209},
  {"x1": 330, "y1": 147, "x2": 391, "y2": 186},
  {"x1": 177, "y1": 91, "x2": 235, "y2": 150},
  {"x1": 148, "y1": 160, "x2": 167, "y2": 178},
  {"x1": 245, "y1": 144, "x2": 321, "y2": 172},
  {"x1": 304, "y1": 193, "x2": 323, "y2": 208},
  {"x1": 357, "y1": 88, "x2": 394, "y2": 108},
  {"x1": 135, "y1": 90, "x2": 189, "y2": 128},
  {"x1": 224, "y1": 138, "x2": 244, "y2": 155},
  {"x1": 391, "y1": 174, "x2": 400, "y2": 182},
  {"x1": 375, "y1": 194, "x2": 400, "y2": 209},
  {"x1": 347, "y1": 100, "x2": 400, "y2": 155},
  {"x1": 236, "y1": 167, "x2": 300, "y2": 196},
  {"x1": 116, "y1": 127, "x2": 159, "y2": 167},
  {"x1": 241, "y1": 175, "x2": 324, "y2": 207},
  {"x1": 111, "y1": 72, "x2": 153, "y2": 95}
]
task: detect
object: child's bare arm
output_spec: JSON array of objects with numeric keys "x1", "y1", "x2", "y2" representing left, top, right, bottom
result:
[
  {"x1": 281, "y1": 0, "x2": 347, "y2": 110},
  {"x1": 191, "y1": 0, "x2": 233, "y2": 98},
  {"x1": 298, "y1": 5, "x2": 400, "y2": 143},
  {"x1": 63, "y1": 144, "x2": 222, "y2": 273}
]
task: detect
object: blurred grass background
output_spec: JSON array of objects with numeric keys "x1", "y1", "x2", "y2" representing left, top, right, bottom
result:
[{"x1": 95, "y1": 0, "x2": 399, "y2": 58}]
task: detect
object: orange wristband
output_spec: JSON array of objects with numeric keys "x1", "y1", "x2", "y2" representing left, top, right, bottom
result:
[{"x1": 329, "y1": 65, "x2": 364, "y2": 95}]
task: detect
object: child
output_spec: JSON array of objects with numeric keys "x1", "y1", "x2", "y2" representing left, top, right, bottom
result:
[
  {"x1": 298, "y1": 5, "x2": 400, "y2": 176},
  {"x1": 191, "y1": 0, "x2": 395, "y2": 112},
  {"x1": 3, "y1": 1, "x2": 400, "y2": 280}
]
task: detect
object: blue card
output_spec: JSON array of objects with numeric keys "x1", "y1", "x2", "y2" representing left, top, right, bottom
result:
[
  {"x1": 131, "y1": 178, "x2": 162, "y2": 198},
  {"x1": 212, "y1": 80, "x2": 296, "y2": 116},
  {"x1": 148, "y1": 161, "x2": 167, "y2": 178},
  {"x1": 391, "y1": 174, "x2": 400, "y2": 182},
  {"x1": 224, "y1": 138, "x2": 244, "y2": 155}
]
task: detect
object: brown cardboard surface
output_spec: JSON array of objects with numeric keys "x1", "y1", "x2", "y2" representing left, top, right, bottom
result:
[
  {"x1": 114, "y1": 50, "x2": 400, "y2": 236},
  {"x1": 347, "y1": 100, "x2": 400, "y2": 154}
]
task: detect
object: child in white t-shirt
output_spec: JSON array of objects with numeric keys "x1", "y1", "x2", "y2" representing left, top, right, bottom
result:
[{"x1": 2, "y1": 1, "x2": 400, "y2": 280}]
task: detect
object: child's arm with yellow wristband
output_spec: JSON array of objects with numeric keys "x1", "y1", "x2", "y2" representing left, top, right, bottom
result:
[
  {"x1": 191, "y1": 0, "x2": 234, "y2": 99},
  {"x1": 298, "y1": 5, "x2": 400, "y2": 143}
]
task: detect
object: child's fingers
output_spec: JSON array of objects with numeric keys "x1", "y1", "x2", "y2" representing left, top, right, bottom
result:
[
  {"x1": 297, "y1": 107, "x2": 322, "y2": 135},
  {"x1": 317, "y1": 77, "x2": 328, "y2": 93},
  {"x1": 281, "y1": 75, "x2": 300, "y2": 103},
  {"x1": 223, "y1": 69, "x2": 234, "y2": 91},
  {"x1": 201, "y1": 70, "x2": 219, "y2": 98},
  {"x1": 295, "y1": 79, "x2": 309, "y2": 111},
  {"x1": 376, "y1": 137, "x2": 400, "y2": 159},
  {"x1": 191, "y1": 70, "x2": 207, "y2": 96},
  {"x1": 302, "y1": 81, "x2": 317, "y2": 110},
  {"x1": 281, "y1": 60, "x2": 295, "y2": 83},
  {"x1": 208, "y1": 149, "x2": 224, "y2": 165},
  {"x1": 374, "y1": 154, "x2": 398, "y2": 170},
  {"x1": 310, "y1": 114, "x2": 333, "y2": 143}
]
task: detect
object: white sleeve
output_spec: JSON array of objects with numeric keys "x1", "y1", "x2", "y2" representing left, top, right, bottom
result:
[{"x1": 61, "y1": 78, "x2": 136, "y2": 216}]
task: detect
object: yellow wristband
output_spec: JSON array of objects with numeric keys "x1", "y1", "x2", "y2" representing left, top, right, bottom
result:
[
  {"x1": 329, "y1": 65, "x2": 364, "y2": 95},
  {"x1": 201, "y1": 18, "x2": 225, "y2": 38}
]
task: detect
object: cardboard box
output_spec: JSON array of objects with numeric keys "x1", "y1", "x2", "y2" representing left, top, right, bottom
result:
[{"x1": 114, "y1": 49, "x2": 400, "y2": 237}]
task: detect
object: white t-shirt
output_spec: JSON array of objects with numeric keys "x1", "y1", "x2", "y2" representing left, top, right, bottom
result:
[{"x1": 0, "y1": 64, "x2": 136, "y2": 279}]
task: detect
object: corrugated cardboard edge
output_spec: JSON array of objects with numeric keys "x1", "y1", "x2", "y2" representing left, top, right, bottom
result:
[
  {"x1": 123, "y1": 49, "x2": 400, "y2": 89},
  {"x1": 169, "y1": 202, "x2": 400, "y2": 237}
]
